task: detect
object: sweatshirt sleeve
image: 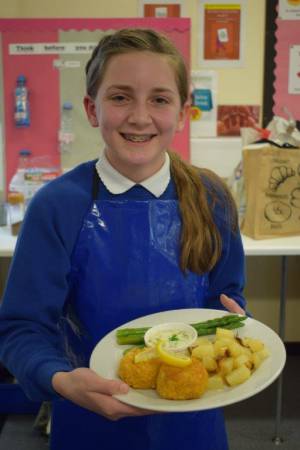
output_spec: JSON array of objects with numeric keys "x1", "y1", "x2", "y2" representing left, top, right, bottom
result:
[
  {"x1": 203, "y1": 182, "x2": 247, "y2": 312},
  {"x1": 204, "y1": 224, "x2": 246, "y2": 312},
  {"x1": 0, "y1": 164, "x2": 93, "y2": 401}
]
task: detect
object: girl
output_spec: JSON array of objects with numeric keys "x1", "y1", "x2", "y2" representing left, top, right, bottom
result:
[{"x1": 0, "y1": 29, "x2": 246, "y2": 450}]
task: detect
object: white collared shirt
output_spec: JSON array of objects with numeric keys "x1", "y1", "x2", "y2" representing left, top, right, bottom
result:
[{"x1": 95, "y1": 152, "x2": 170, "y2": 198}]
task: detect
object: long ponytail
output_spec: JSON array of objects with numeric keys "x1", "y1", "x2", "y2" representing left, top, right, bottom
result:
[{"x1": 168, "y1": 151, "x2": 238, "y2": 274}]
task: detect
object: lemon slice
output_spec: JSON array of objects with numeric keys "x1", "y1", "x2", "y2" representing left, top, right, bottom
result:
[
  {"x1": 156, "y1": 341, "x2": 192, "y2": 367},
  {"x1": 134, "y1": 347, "x2": 158, "y2": 363}
]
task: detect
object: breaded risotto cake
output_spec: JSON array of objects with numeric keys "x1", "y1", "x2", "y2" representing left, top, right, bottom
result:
[
  {"x1": 156, "y1": 358, "x2": 208, "y2": 400},
  {"x1": 118, "y1": 347, "x2": 161, "y2": 389}
]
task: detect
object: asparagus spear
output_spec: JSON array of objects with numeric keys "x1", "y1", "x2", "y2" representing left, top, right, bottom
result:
[{"x1": 116, "y1": 314, "x2": 247, "y2": 345}]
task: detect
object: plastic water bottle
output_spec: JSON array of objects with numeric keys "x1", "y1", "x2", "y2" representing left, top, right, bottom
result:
[
  {"x1": 14, "y1": 75, "x2": 30, "y2": 127},
  {"x1": 59, "y1": 101, "x2": 74, "y2": 153},
  {"x1": 18, "y1": 148, "x2": 31, "y2": 169}
]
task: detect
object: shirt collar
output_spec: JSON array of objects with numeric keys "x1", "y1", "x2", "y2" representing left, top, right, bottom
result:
[{"x1": 95, "y1": 151, "x2": 170, "y2": 198}]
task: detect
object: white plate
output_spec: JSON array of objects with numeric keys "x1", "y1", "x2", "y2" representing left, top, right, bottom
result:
[{"x1": 89, "y1": 309, "x2": 286, "y2": 412}]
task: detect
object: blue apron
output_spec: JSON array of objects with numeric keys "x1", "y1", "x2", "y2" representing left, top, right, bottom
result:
[{"x1": 50, "y1": 173, "x2": 228, "y2": 450}]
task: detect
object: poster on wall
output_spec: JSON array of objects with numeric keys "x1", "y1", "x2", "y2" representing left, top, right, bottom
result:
[
  {"x1": 139, "y1": 0, "x2": 184, "y2": 17},
  {"x1": 288, "y1": 45, "x2": 300, "y2": 94},
  {"x1": 273, "y1": 8, "x2": 300, "y2": 121},
  {"x1": 190, "y1": 70, "x2": 218, "y2": 137},
  {"x1": 279, "y1": 0, "x2": 300, "y2": 20},
  {"x1": 217, "y1": 105, "x2": 260, "y2": 136},
  {"x1": 198, "y1": 0, "x2": 246, "y2": 67}
]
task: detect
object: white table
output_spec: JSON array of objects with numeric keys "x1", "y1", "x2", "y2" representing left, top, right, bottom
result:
[
  {"x1": 242, "y1": 234, "x2": 300, "y2": 444},
  {"x1": 2, "y1": 224, "x2": 300, "y2": 261},
  {"x1": 1, "y1": 227, "x2": 299, "y2": 442},
  {"x1": 0, "y1": 226, "x2": 17, "y2": 257},
  {"x1": 242, "y1": 234, "x2": 300, "y2": 256}
]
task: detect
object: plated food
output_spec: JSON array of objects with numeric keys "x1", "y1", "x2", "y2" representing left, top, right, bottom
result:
[
  {"x1": 192, "y1": 327, "x2": 270, "y2": 390},
  {"x1": 144, "y1": 322, "x2": 198, "y2": 351},
  {"x1": 117, "y1": 323, "x2": 270, "y2": 400},
  {"x1": 89, "y1": 309, "x2": 286, "y2": 412},
  {"x1": 116, "y1": 313, "x2": 247, "y2": 345},
  {"x1": 156, "y1": 358, "x2": 208, "y2": 400}
]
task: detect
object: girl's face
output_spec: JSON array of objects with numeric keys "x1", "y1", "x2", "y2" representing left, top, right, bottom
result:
[{"x1": 84, "y1": 51, "x2": 188, "y2": 182}]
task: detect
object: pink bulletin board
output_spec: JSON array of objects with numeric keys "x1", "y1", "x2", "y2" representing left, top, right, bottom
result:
[
  {"x1": 273, "y1": 14, "x2": 300, "y2": 121},
  {"x1": 1, "y1": 29, "x2": 61, "y2": 194},
  {"x1": 0, "y1": 18, "x2": 190, "y2": 193}
]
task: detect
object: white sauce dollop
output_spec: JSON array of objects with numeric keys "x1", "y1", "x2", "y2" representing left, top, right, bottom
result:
[{"x1": 144, "y1": 322, "x2": 197, "y2": 352}]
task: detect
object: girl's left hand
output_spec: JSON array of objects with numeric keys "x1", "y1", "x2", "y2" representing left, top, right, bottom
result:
[{"x1": 220, "y1": 294, "x2": 245, "y2": 315}]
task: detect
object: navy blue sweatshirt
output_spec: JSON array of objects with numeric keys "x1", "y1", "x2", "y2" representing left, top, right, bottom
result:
[{"x1": 0, "y1": 160, "x2": 246, "y2": 401}]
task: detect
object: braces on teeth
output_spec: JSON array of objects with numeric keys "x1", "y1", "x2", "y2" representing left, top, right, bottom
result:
[{"x1": 124, "y1": 134, "x2": 153, "y2": 142}]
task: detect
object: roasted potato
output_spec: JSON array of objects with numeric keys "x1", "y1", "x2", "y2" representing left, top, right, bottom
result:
[{"x1": 190, "y1": 328, "x2": 270, "y2": 390}]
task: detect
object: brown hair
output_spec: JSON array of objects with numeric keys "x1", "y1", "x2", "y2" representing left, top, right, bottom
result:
[
  {"x1": 168, "y1": 151, "x2": 238, "y2": 274},
  {"x1": 85, "y1": 28, "x2": 188, "y2": 106},
  {"x1": 85, "y1": 28, "x2": 238, "y2": 274}
]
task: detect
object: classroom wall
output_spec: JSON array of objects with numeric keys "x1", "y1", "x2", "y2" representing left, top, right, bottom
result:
[
  {"x1": 0, "y1": 0, "x2": 265, "y2": 191},
  {"x1": 2, "y1": 1, "x2": 300, "y2": 342},
  {"x1": 0, "y1": 0, "x2": 266, "y2": 200},
  {"x1": 0, "y1": 0, "x2": 266, "y2": 105}
]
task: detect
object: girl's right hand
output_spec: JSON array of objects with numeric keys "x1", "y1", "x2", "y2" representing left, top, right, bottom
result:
[{"x1": 52, "y1": 367, "x2": 152, "y2": 421}]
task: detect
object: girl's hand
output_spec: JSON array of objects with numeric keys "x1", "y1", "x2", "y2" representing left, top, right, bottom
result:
[
  {"x1": 52, "y1": 367, "x2": 152, "y2": 421},
  {"x1": 220, "y1": 293, "x2": 245, "y2": 315}
]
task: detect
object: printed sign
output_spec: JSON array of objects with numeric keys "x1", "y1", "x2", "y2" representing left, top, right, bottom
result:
[
  {"x1": 9, "y1": 42, "x2": 97, "y2": 55},
  {"x1": 288, "y1": 45, "x2": 300, "y2": 94},
  {"x1": 279, "y1": 0, "x2": 300, "y2": 20},
  {"x1": 190, "y1": 70, "x2": 218, "y2": 137},
  {"x1": 198, "y1": 0, "x2": 246, "y2": 67}
]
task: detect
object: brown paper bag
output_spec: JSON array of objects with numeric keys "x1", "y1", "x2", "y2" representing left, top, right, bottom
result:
[{"x1": 241, "y1": 144, "x2": 300, "y2": 239}]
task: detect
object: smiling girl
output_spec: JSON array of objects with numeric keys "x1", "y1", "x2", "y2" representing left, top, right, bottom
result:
[
  {"x1": 84, "y1": 49, "x2": 187, "y2": 180},
  {"x1": 0, "y1": 29, "x2": 246, "y2": 450}
]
